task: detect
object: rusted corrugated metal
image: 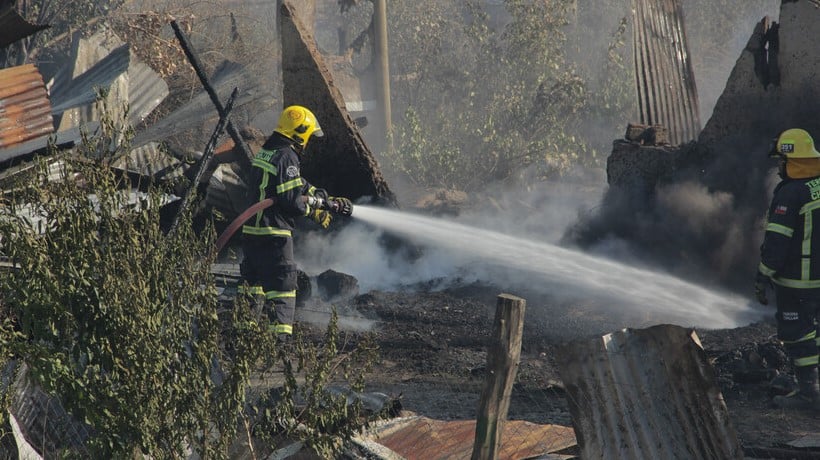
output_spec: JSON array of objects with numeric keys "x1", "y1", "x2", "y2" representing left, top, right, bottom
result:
[
  {"x1": 632, "y1": 0, "x2": 701, "y2": 145},
  {"x1": 556, "y1": 324, "x2": 742, "y2": 460},
  {"x1": 360, "y1": 416, "x2": 576, "y2": 460},
  {"x1": 0, "y1": 1, "x2": 49, "y2": 48},
  {"x1": 0, "y1": 64, "x2": 53, "y2": 150}
]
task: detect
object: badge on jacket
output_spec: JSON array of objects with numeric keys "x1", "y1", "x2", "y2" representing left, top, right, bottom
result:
[{"x1": 286, "y1": 165, "x2": 299, "y2": 178}]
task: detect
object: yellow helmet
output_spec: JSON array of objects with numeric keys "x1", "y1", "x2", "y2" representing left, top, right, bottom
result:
[
  {"x1": 274, "y1": 105, "x2": 324, "y2": 148},
  {"x1": 775, "y1": 128, "x2": 820, "y2": 159}
]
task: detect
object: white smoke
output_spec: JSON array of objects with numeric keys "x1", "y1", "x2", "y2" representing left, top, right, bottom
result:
[{"x1": 295, "y1": 174, "x2": 768, "y2": 338}]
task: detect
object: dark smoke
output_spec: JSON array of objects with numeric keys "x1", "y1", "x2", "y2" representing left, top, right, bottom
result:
[{"x1": 565, "y1": 135, "x2": 779, "y2": 295}]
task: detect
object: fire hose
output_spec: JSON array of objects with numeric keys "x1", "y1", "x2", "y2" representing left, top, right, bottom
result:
[
  {"x1": 214, "y1": 198, "x2": 274, "y2": 253},
  {"x1": 214, "y1": 197, "x2": 353, "y2": 253}
]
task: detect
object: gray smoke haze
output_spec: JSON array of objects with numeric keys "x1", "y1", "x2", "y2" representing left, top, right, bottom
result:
[
  {"x1": 298, "y1": 167, "x2": 608, "y2": 292},
  {"x1": 295, "y1": 167, "x2": 768, "y2": 337}
]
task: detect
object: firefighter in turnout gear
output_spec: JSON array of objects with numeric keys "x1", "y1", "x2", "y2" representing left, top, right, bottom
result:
[
  {"x1": 239, "y1": 105, "x2": 353, "y2": 341},
  {"x1": 756, "y1": 128, "x2": 820, "y2": 410}
]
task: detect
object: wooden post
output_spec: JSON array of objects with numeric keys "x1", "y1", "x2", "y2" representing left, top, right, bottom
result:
[
  {"x1": 471, "y1": 293, "x2": 526, "y2": 460},
  {"x1": 168, "y1": 87, "x2": 238, "y2": 238}
]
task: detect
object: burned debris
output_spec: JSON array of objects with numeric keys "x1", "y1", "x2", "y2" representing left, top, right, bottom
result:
[{"x1": 3, "y1": 0, "x2": 820, "y2": 458}]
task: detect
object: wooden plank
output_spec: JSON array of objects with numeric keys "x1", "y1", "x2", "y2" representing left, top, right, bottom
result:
[{"x1": 471, "y1": 293, "x2": 526, "y2": 460}]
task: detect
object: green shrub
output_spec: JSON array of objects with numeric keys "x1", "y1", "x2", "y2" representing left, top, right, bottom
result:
[{"x1": 0, "y1": 120, "x2": 380, "y2": 458}]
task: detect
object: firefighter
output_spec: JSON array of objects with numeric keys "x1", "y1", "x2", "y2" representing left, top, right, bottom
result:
[
  {"x1": 755, "y1": 128, "x2": 820, "y2": 410},
  {"x1": 239, "y1": 105, "x2": 353, "y2": 342}
]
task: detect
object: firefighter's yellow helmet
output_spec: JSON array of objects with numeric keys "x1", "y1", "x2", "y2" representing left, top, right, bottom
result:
[
  {"x1": 274, "y1": 105, "x2": 324, "y2": 148},
  {"x1": 775, "y1": 128, "x2": 820, "y2": 159}
]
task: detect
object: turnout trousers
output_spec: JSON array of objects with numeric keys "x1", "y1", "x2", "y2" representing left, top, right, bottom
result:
[
  {"x1": 239, "y1": 233, "x2": 298, "y2": 336},
  {"x1": 774, "y1": 286, "x2": 820, "y2": 370}
]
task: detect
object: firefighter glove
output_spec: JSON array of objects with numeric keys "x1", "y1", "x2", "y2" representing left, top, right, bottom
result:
[
  {"x1": 754, "y1": 271, "x2": 772, "y2": 306},
  {"x1": 328, "y1": 196, "x2": 354, "y2": 216},
  {"x1": 310, "y1": 208, "x2": 332, "y2": 229}
]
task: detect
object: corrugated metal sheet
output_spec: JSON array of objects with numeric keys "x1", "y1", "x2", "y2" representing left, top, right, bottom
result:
[
  {"x1": 556, "y1": 324, "x2": 742, "y2": 460},
  {"x1": 4, "y1": 186, "x2": 179, "y2": 236},
  {"x1": 632, "y1": 0, "x2": 701, "y2": 145},
  {"x1": 0, "y1": 64, "x2": 53, "y2": 150},
  {"x1": 49, "y1": 43, "x2": 130, "y2": 114},
  {"x1": 5, "y1": 362, "x2": 91, "y2": 457},
  {"x1": 110, "y1": 141, "x2": 181, "y2": 179},
  {"x1": 126, "y1": 57, "x2": 169, "y2": 125},
  {"x1": 0, "y1": 1, "x2": 49, "y2": 48},
  {"x1": 54, "y1": 29, "x2": 168, "y2": 131},
  {"x1": 360, "y1": 416, "x2": 576, "y2": 460},
  {"x1": 0, "y1": 122, "x2": 98, "y2": 165},
  {"x1": 204, "y1": 163, "x2": 248, "y2": 218}
]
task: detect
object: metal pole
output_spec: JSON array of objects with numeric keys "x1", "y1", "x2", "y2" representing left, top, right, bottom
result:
[{"x1": 373, "y1": 0, "x2": 392, "y2": 153}]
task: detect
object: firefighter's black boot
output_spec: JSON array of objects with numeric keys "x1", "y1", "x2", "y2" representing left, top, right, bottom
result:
[{"x1": 773, "y1": 366, "x2": 820, "y2": 410}]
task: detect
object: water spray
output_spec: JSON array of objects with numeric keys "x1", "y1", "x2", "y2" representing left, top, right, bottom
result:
[{"x1": 347, "y1": 204, "x2": 765, "y2": 329}]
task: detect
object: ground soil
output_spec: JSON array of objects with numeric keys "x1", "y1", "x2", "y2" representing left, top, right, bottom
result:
[{"x1": 295, "y1": 282, "x2": 820, "y2": 459}]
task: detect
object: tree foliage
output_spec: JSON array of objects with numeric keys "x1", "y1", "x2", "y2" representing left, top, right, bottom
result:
[{"x1": 381, "y1": 0, "x2": 630, "y2": 191}]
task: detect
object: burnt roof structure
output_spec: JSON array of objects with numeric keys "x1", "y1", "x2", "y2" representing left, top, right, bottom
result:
[{"x1": 279, "y1": 0, "x2": 396, "y2": 207}]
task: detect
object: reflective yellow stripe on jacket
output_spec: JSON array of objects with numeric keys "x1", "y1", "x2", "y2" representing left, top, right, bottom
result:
[
  {"x1": 276, "y1": 177, "x2": 303, "y2": 194},
  {"x1": 242, "y1": 226, "x2": 292, "y2": 237},
  {"x1": 764, "y1": 199, "x2": 820, "y2": 288},
  {"x1": 243, "y1": 151, "x2": 295, "y2": 237}
]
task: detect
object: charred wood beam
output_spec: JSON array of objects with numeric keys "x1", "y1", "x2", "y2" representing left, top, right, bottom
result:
[
  {"x1": 168, "y1": 87, "x2": 238, "y2": 238},
  {"x1": 752, "y1": 17, "x2": 780, "y2": 89},
  {"x1": 170, "y1": 20, "x2": 254, "y2": 174}
]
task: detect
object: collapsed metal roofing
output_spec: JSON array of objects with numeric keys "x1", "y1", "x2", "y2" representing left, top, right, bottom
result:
[
  {"x1": 556, "y1": 324, "x2": 742, "y2": 459},
  {"x1": 130, "y1": 60, "x2": 267, "y2": 149},
  {"x1": 0, "y1": 29, "x2": 168, "y2": 168},
  {"x1": 357, "y1": 416, "x2": 577, "y2": 460},
  {"x1": 53, "y1": 29, "x2": 169, "y2": 131},
  {"x1": 5, "y1": 363, "x2": 91, "y2": 457}
]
